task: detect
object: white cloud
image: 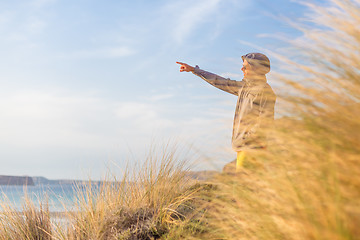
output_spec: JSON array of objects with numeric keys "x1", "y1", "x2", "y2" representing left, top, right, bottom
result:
[
  {"x1": 107, "y1": 47, "x2": 136, "y2": 57},
  {"x1": 0, "y1": 8, "x2": 48, "y2": 44},
  {"x1": 0, "y1": 90, "x2": 177, "y2": 150},
  {"x1": 64, "y1": 46, "x2": 136, "y2": 59},
  {"x1": 0, "y1": 88, "x2": 235, "y2": 178},
  {"x1": 0, "y1": 11, "x2": 13, "y2": 27},
  {"x1": 115, "y1": 102, "x2": 157, "y2": 120},
  {"x1": 31, "y1": 0, "x2": 57, "y2": 8},
  {"x1": 145, "y1": 94, "x2": 174, "y2": 101},
  {"x1": 156, "y1": 0, "x2": 251, "y2": 46},
  {"x1": 162, "y1": 0, "x2": 222, "y2": 44},
  {"x1": 26, "y1": 17, "x2": 47, "y2": 34},
  {"x1": 0, "y1": 91, "x2": 108, "y2": 148},
  {"x1": 114, "y1": 101, "x2": 176, "y2": 133}
]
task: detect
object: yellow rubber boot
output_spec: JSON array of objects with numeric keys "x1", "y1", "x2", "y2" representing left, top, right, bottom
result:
[{"x1": 236, "y1": 151, "x2": 246, "y2": 172}]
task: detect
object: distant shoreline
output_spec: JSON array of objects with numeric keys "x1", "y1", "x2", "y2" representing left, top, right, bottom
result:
[
  {"x1": 0, "y1": 175, "x2": 104, "y2": 186},
  {"x1": 0, "y1": 171, "x2": 218, "y2": 186},
  {"x1": 0, "y1": 175, "x2": 34, "y2": 186}
]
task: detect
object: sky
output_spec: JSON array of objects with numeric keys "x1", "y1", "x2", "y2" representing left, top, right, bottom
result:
[{"x1": 0, "y1": 0, "x2": 311, "y2": 180}]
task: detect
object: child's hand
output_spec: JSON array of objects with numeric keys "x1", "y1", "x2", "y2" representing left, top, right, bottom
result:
[{"x1": 176, "y1": 62, "x2": 194, "y2": 72}]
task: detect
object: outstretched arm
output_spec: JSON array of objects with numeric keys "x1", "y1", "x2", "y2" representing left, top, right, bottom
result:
[{"x1": 176, "y1": 62, "x2": 243, "y2": 96}]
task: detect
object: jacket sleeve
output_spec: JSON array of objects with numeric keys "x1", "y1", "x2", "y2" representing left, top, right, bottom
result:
[{"x1": 193, "y1": 65, "x2": 243, "y2": 96}]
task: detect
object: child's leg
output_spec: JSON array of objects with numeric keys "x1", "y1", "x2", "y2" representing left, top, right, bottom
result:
[{"x1": 236, "y1": 151, "x2": 246, "y2": 172}]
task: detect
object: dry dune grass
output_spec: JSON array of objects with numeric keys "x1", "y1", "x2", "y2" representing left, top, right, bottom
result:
[
  {"x1": 64, "y1": 145, "x2": 203, "y2": 240},
  {"x1": 192, "y1": 0, "x2": 360, "y2": 239},
  {"x1": 0, "y1": 145, "x2": 205, "y2": 240},
  {"x1": 0, "y1": 196, "x2": 52, "y2": 240}
]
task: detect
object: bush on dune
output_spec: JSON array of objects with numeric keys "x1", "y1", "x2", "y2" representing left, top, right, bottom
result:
[
  {"x1": 0, "y1": 145, "x2": 206, "y2": 240},
  {"x1": 65, "y1": 145, "x2": 204, "y2": 240}
]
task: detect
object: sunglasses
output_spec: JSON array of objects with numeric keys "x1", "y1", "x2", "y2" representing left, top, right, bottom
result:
[{"x1": 241, "y1": 53, "x2": 255, "y2": 62}]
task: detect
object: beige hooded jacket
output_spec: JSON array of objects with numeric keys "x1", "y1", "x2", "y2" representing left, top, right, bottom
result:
[{"x1": 193, "y1": 66, "x2": 276, "y2": 152}]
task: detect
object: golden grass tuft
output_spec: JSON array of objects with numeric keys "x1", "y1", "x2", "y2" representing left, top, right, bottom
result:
[
  {"x1": 64, "y1": 144, "x2": 203, "y2": 239},
  {"x1": 0, "y1": 195, "x2": 52, "y2": 240}
]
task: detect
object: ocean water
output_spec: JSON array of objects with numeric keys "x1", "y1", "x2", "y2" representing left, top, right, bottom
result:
[{"x1": 0, "y1": 184, "x2": 89, "y2": 212}]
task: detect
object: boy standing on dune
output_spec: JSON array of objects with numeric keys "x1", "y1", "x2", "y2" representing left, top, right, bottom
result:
[{"x1": 176, "y1": 53, "x2": 276, "y2": 172}]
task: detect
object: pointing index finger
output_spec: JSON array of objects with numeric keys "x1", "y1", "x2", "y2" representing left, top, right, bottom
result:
[{"x1": 176, "y1": 61, "x2": 185, "y2": 65}]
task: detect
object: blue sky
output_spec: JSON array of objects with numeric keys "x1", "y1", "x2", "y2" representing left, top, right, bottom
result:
[{"x1": 0, "y1": 0, "x2": 310, "y2": 180}]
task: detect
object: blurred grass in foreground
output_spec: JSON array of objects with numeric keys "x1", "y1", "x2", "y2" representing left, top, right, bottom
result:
[{"x1": 193, "y1": 0, "x2": 360, "y2": 239}]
